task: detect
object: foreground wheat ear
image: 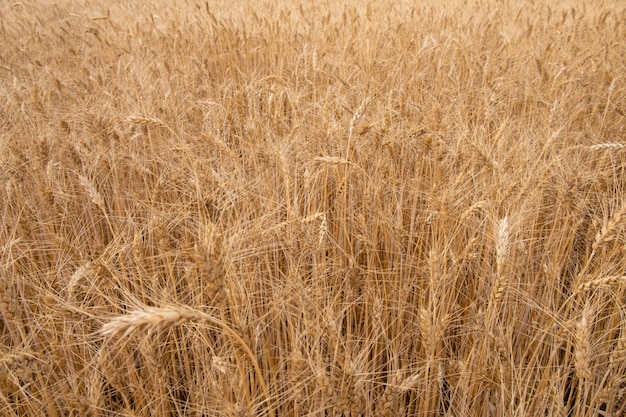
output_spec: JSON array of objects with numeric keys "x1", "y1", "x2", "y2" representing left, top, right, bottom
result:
[
  {"x1": 2, "y1": 0, "x2": 626, "y2": 415},
  {"x1": 99, "y1": 305, "x2": 203, "y2": 338}
]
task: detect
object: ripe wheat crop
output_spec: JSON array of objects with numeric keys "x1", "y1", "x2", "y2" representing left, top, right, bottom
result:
[{"x1": 1, "y1": 0, "x2": 626, "y2": 415}]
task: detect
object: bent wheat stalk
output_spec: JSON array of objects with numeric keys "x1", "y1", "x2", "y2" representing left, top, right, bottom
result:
[{"x1": 100, "y1": 305, "x2": 272, "y2": 415}]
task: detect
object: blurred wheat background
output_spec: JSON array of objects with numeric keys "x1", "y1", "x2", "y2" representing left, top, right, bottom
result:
[{"x1": 1, "y1": 0, "x2": 626, "y2": 415}]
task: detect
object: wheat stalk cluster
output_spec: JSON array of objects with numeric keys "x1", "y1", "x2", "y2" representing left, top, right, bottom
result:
[{"x1": 2, "y1": 0, "x2": 626, "y2": 415}]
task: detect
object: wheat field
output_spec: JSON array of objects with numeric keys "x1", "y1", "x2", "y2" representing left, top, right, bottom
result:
[{"x1": 1, "y1": 0, "x2": 626, "y2": 415}]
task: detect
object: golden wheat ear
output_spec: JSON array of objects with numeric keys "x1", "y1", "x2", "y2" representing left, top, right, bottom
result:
[
  {"x1": 100, "y1": 306, "x2": 203, "y2": 338},
  {"x1": 592, "y1": 202, "x2": 626, "y2": 252}
]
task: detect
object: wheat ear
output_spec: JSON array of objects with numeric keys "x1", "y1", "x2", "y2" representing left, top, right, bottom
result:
[
  {"x1": 574, "y1": 302, "x2": 593, "y2": 381},
  {"x1": 100, "y1": 305, "x2": 203, "y2": 338},
  {"x1": 314, "y1": 156, "x2": 351, "y2": 166},
  {"x1": 574, "y1": 275, "x2": 626, "y2": 294},
  {"x1": 126, "y1": 115, "x2": 169, "y2": 129},
  {"x1": 592, "y1": 202, "x2": 626, "y2": 251},
  {"x1": 495, "y1": 216, "x2": 509, "y2": 278}
]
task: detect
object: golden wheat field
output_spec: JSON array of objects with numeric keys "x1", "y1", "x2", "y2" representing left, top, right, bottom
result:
[{"x1": 1, "y1": 0, "x2": 626, "y2": 415}]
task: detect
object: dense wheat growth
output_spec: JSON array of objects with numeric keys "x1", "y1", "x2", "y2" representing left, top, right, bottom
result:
[{"x1": 1, "y1": 0, "x2": 626, "y2": 415}]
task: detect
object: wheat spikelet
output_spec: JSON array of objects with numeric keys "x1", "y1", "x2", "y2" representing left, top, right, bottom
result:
[
  {"x1": 495, "y1": 216, "x2": 509, "y2": 277},
  {"x1": 67, "y1": 261, "x2": 93, "y2": 298},
  {"x1": 337, "y1": 360, "x2": 366, "y2": 416},
  {"x1": 0, "y1": 275, "x2": 18, "y2": 321},
  {"x1": 67, "y1": 396, "x2": 96, "y2": 417},
  {"x1": 377, "y1": 370, "x2": 422, "y2": 416},
  {"x1": 484, "y1": 216, "x2": 510, "y2": 320},
  {"x1": 487, "y1": 273, "x2": 508, "y2": 311},
  {"x1": 0, "y1": 352, "x2": 36, "y2": 372},
  {"x1": 193, "y1": 223, "x2": 226, "y2": 303},
  {"x1": 371, "y1": 294, "x2": 384, "y2": 337},
  {"x1": 615, "y1": 335, "x2": 626, "y2": 364},
  {"x1": 301, "y1": 212, "x2": 325, "y2": 224},
  {"x1": 574, "y1": 302, "x2": 593, "y2": 381},
  {"x1": 398, "y1": 371, "x2": 422, "y2": 393},
  {"x1": 592, "y1": 201, "x2": 626, "y2": 251},
  {"x1": 459, "y1": 200, "x2": 486, "y2": 224},
  {"x1": 126, "y1": 115, "x2": 169, "y2": 129},
  {"x1": 377, "y1": 370, "x2": 402, "y2": 416},
  {"x1": 437, "y1": 359, "x2": 448, "y2": 403},
  {"x1": 288, "y1": 348, "x2": 307, "y2": 407},
  {"x1": 348, "y1": 98, "x2": 370, "y2": 137},
  {"x1": 418, "y1": 307, "x2": 433, "y2": 351},
  {"x1": 205, "y1": 133, "x2": 238, "y2": 160},
  {"x1": 100, "y1": 305, "x2": 203, "y2": 338},
  {"x1": 314, "y1": 156, "x2": 350, "y2": 166},
  {"x1": 574, "y1": 275, "x2": 626, "y2": 294},
  {"x1": 0, "y1": 351, "x2": 37, "y2": 396},
  {"x1": 586, "y1": 143, "x2": 626, "y2": 151},
  {"x1": 78, "y1": 174, "x2": 106, "y2": 211},
  {"x1": 314, "y1": 365, "x2": 335, "y2": 399},
  {"x1": 211, "y1": 355, "x2": 230, "y2": 376},
  {"x1": 224, "y1": 400, "x2": 255, "y2": 417},
  {"x1": 318, "y1": 213, "x2": 328, "y2": 247}
]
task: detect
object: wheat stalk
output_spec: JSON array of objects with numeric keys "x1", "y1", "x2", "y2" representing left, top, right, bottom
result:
[{"x1": 587, "y1": 143, "x2": 626, "y2": 151}]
